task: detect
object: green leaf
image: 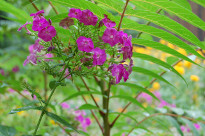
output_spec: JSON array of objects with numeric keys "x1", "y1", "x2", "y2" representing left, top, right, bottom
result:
[
  {"x1": 79, "y1": 104, "x2": 99, "y2": 110},
  {"x1": 126, "y1": 10, "x2": 204, "y2": 49},
  {"x1": 181, "y1": 118, "x2": 200, "y2": 136},
  {"x1": 132, "y1": 52, "x2": 187, "y2": 85},
  {"x1": 0, "y1": 125, "x2": 16, "y2": 136},
  {"x1": 9, "y1": 106, "x2": 43, "y2": 114},
  {"x1": 173, "y1": 0, "x2": 191, "y2": 10},
  {"x1": 132, "y1": 38, "x2": 199, "y2": 66},
  {"x1": 191, "y1": 0, "x2": 205, "y2": 8},
  {"x1": 132, "y1": 66, "x2": 174, "y2": 87},
  {"x1": 121, "y1": 18, "x2": 204, "y2": 59},
  {"x1": 118, "y1": 82, "x2": 159, "y2": 101},
  {"x1": 50, "y1": 0, "x2": 115, "y2": 20},
  {"x1": 0, "y1": 0, "x2": 31, "y2": 22},
  {"x1": 167, "y1": 116, "x2": 184, "y2": 136},
  {"x1": 49, "y1": 80, "x2": 65, "y2": 90},
  {"x1": 131, "y1": 0, "x2": 205, "y2": 31},
  {"x1": 110, "y1": 95, "x2": 146, "y2": 110},
  {"x1": 46, "y1": 111, "x2": 78, "y2": 132},
  {"x1": 62, "y1": 91, "x2": 104, "y2": 102}
]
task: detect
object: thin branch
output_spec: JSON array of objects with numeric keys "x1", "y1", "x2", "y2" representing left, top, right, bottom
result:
[
  {"x1": 74, "y1": 84, "x2": 104, "y2": 133},
  {"x1": 15, "y1": 90, "x2": 30, "y2": 100},
  {"x1": 29, "y1": 0, "x2": 40, "y2": 12},
  {"x1": 127, "y1": 113, "x2": 205, "y2": 135},
  {"x1": 117, "y1": 0, "x2": 130, "y2": 31},
  {"x1": 80, "y1": 76, "x2": 100, "y2": 109},
  {"x1": 56, "y1": 122, "x2": 72, "y2": 136},
  {"x1": 48, "y1": 1, "x2": 59, "y2": 15}
]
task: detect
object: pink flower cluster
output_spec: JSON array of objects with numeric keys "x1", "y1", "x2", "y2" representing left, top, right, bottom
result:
[
  {"x1": 68, "y1": 8, "x2": 133, "y2": 84},
  {"x1": 18, "y1": 10, "x2": 55, "y2": 66},
  {"x1": 60, "y1": 102, "x2": 91, "y2": 132},
  {"x1": 138, "y1": 91, "x2": 176, "y2": 108},
  {"x1": 181, "y1": 123, "x2": 200, "y2": 133}
]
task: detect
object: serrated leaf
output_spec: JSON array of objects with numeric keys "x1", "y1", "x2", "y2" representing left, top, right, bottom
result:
[
  {"x1": 0, "y1": 0, "x2": 31, "y2": 22},
  {"x1": 118, "y1": 82, "x2": 159, "y2": 101},
  {"x1": 131, "y1": 0, "x2": 205, "y2": 31},
  {"x1": 46, "y1": 111, "x2": 78, "y2": 132},
  {"x1": 62, "y1": 91, "x2": 104, "y2": 102},
  {"x1": 0, "y1": 125, "x2": 16, "y2": 136},
  {"x1": 79, "y1": 104, "x2": 99, "y2": 110},
  {"x1": 121, "y1": 18, "x2": 204, "y2": 59},
  {"x1": 126, "y1": 10, "x2": 204, "y2": 49},
  {"x1": 167, "y1": 116, "x2": 184, "y2": 136},
  {"x1": 50, "y1": 0, "x2": 115, "y2": 20},
  {"x1": 132, "y1": 52, "x2": 187, "y2": 85},
  {"x1": 132, "y1": 38, "x2": 199, "y2": 66},
  {"x1": 132, "y1": 66, "x2": 174, "y2": 87},
  {"x1": 9, "y1": 106, "x2": 43, "y2": 114},
  {"x1": 191, "y1": 0, "x2": 205, "y2": 8},
  {"x1": 110, "y1": 95, "x2": 146, "y2": 110}
]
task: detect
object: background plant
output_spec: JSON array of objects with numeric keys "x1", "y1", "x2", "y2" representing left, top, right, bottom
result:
[{"x1": 0, "y1": 0, "x2": 205, "y2": 136}]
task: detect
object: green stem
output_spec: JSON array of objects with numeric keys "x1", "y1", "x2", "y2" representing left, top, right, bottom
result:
[{"x1": 32, "y1": 65, "x2": 68, "y2": 136}]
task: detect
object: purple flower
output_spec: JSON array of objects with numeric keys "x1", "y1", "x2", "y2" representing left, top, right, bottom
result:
[
  {"x1": 79, "y1": 9, "x2": 98, "y2": 26},
  {"x1": 8, "y1": 88, "x2": 15, "y2": 93},
  {"x1": 102, "y1": 14, "x2": 116, "y2": 28},
  {"x1": 12, "y1": 66, "x2": 19, "y2": 73},
  {"x1": 33, "y1": 39, "x2": 44, "y2": 52},
  {"x1": 32, "y1": 17, "x2": 49, "y2": 31},
  {"x1": 0, "y1": 69, "x2": 5, "y2": 76},
  {"x1": 138, "y1": 93, "x2": 153, "y2": 104},
  {"x1": 47, "y1": 46, "x2": 55, "y2": 52},
  {"x1": 111, "y1": 64, "x2": 129, "y2": 84},
  {"x1": 102, "y1": 28, "x2": 118, "y2": 47},
  {"x1": 29, "y1": 45, "x2": 34, "y2": 53},
  {"x1": 93, "y1": 47, "x2": 106, "y2": 66},
  {"x1": 124, "y1": 35, "x2": 132, "y2": 47},
  {"x1": 84, "y1": 118, "x2": 91, "y2": 126},
  {"x1": 180, "y1": 125, "x2": 186, "y2": 132},
  {"x1": 122, "y1": 46, "x2": 133, "y2": 60},
  {"x1": 76, "y1": 36, "x2": 94, "y2": 52},
  {"x1": 61, "y1": 102, "x2": 70, "y2": 109},
  {"x1": 117, "y1": 31, "x2": 128, "y2": 45},
  {"x1": 30, "y1": 10, "x2": 44, "y2": 18},
  {"x1": 38, "y1": 26, "x2": 56, "y2": 42},
  {"x1": 44, "y1": 53, "x2": 53, "y2": 61},
  {"x1": 127, "y1": 59, "x2": 133, "y2": 74},
  {"x1": 17, "y1": 22, "x2": 32, "y2": 34},
  {"x1": 68, "y1": 8, "x2": 82, "y2": 19},
  {"x1": 23, "y1": 53, "x2": 37, "y2": 66},
  {"x1": 194, "y1": 123, "x2": 200, "y2": 130}
]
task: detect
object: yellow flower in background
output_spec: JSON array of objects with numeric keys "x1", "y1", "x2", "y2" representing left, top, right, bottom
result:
[
  {"x1": 159, "y1": 39, "x2": 167, "y2": 45},
  {"x1": 195, "y1": 58, "x2": 201, "y2": 64},
  {"x1": 17, "y1": 111, "x2": 25, "y2": 116},
  {"x1": 177, "y1": 48, "x2": 187, "y2": 56},
  {"x1": 50, "y1": 120, "x2": 56, "y2": 125},
  {"x1": 146, "y1": 47, "x2": 152, "y2": 50},
  {"x1": 190, "y1": 75, "x2": 199, "y2": 82},
  {"x1": 142, "y1": 102, "x2": 148, "y2": 108},
  {"x1": 176, "y1": 61, "x2": 183, "y2": 67},
  {"x1": 148, "y1": 88, "x2": 155, "y2": 92},
  {"x1": 184, "y1": 61, "x2": 192, "y2": 69},
  {"x1": 172, "y1": 95, "x2": 176, "y2": 99},
  {"x1": 197, "y1": 50, "x2": 204, "y2": 56},
  {"x1": 152, "y1": 82, "x2": 160, "y2": 90},
  {"x1": 193, "y1": 94, "x2": 198, "y2": 101},
  {"x1": 94, "y1": 97, "x2": 100, "y2": 102},
  {"x1": 167, "y1": 43, "x2": 175, "y2": 49},
  {"x1": 174, "y1": 66, "x2": 185, "y2": 75},
  {"x1": 117, "y1": 108, "x2": 127, "y2": 113}
]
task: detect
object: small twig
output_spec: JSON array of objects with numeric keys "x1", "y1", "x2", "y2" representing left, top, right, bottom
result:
[
  {"x1": 15, "y1": 90, "x2": 30, "y2": 100},
  {"x1": 127, "y1": 113, "x2": 205, "y2": 135},
  {"x1": 48, "y1": 1, "x2": 59, "y2": 15},
  {"x1": 56, "y1": 122, "x2": 72, "y2": 136},
  {"x1": 74, "y1": 84, "x2": 104, "y2": 133},
  {"x1": 117, "y1": 0, "x2": 130, "y2": 31},
  {"x1": 80, "y1": 76, "x2": 100, "y2": 108}
]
